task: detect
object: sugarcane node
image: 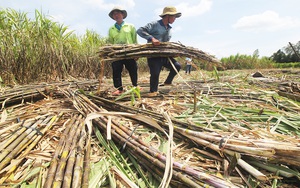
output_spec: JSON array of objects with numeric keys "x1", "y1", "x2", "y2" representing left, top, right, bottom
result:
[
  {"x1": 24, "y1": 125, "x2": 43, "y2": 136},
  {"x1": 219, "y1": 137, "x2": 226, "y2": 149}
]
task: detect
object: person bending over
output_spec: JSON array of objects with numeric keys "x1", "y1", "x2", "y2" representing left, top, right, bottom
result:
[{"x1": 137, "y1": 6, "x2": 182, "y2": 96}]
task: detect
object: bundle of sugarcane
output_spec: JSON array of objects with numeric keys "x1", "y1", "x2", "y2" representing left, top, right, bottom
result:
[
  {"x1": 67, "y1": 90, "x2": 239, "y2": 188},
  {"x1": 98, "y1": 42, "x2": 221, "y2": 65},
  {"x1": 0, "y1": 113, "x2": 61, "y2": 184},
  {"x1": 88, "y1": 94, "x2": 300, "y2": 186},
  {"x1": 0, "y1": 79, "x2": 99, "y2": 108},
  {"x1": 0, "y1": 88, "x2": 95, "y2": 187},
  {"x1": 43, "y1": 114, "x2": 90, "y2": 188}
]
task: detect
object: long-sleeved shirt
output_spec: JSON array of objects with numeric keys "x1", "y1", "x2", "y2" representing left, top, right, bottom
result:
[
  {"x1": 108, "y1": 22, "x2": 137, "y2": 44},
  {"x1": 137, "y1": 19, "x2": 172, "y2": 43}
]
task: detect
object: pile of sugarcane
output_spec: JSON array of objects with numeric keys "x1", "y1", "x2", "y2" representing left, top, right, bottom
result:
[
  {"x1": 89, "y1": 94, "x2": 300, "y2": 184},
  {"x1": 0, "y1": 113, "x2": 59, "y2": 184},
  {"x1": 43, "y1": 114, "x2": 90, "y2": 188},
  {"x1": 0, "y1": 94, "x2": 93, "y2": 187},
  {"x1": 1, "y1": 80, "x2": 300, "y2": 187},
  {"x1": 69, "y1": 91, "x2": 238, "y2": 188},
  {"x1": 98, "y1": 42, "x2": 221, "y2": 64},
  {"x1": 0, "y1": 79, "x2": 99, "y2": 107},
  {"x1": 278, "y1": 82, "x2": 300, "y2": 102}
]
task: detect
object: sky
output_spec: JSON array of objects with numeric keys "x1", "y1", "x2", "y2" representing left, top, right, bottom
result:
[{"x1": 1, "y1": 0, "x2": 300, "y2": 59}]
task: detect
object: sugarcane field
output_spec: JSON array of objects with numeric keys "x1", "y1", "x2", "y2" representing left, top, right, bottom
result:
[{"x1": 1, "y1": 8, "x2": 300, "y2": 188}]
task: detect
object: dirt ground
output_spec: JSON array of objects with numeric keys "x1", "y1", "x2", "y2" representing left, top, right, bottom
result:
[{"x1": 98, "y1": 68, "x2": 300, "y2": 100}]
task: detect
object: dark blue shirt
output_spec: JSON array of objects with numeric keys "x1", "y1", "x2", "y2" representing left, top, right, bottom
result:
[{"x1": 137, "y1": 19, "x2": 172, "y2": 43}]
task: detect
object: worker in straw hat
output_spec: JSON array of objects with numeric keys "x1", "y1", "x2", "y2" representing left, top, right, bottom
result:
[
  {"x1": 137, "y1": 6, "x2": 182, "y2": 96},
  {"x1": 108, "y1": 6, "x2": 140, "y2": 95}
]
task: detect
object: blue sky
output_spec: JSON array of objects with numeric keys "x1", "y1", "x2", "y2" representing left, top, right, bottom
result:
[{"x1": 1, "y1": 0, "x2": 300, "y2": 59}]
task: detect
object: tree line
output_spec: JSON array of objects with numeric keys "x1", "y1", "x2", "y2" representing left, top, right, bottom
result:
[{"x1": 271, "y1": 41, "x2": 300, "y2": 63}]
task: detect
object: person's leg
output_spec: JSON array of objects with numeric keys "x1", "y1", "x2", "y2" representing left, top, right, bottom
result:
[
  {"x1": 112, "y1": 60, "x2": 124, "y2": 91},
  {"x1": 188, "y1": 65, "x2": 191, "y2": 74},
  {"x1": 148, "y1": 57, "x2": 163, "y2": 92},
  {"x1": 164, "y1": 57, "x2": 181, "y2": 84},
  {"x1": 124, "y1": 59, "x2": 138, "y2": 86}
]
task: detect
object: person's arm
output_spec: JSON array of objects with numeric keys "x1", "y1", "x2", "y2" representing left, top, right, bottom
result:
[
  {"x1": 137, "y1": 22, "x2": 161, "y2": 45},
  {"x1": 137, "y1": 22, "x2": 153, "y2": 41}
]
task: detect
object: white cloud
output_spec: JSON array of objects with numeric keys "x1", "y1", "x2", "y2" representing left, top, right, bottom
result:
[
  {"x1": 233, "y1": 10, "x2": 300, "y2": 32},
  {"x1": 177, "y1": 0, "x2": 212, "y2": 18}
]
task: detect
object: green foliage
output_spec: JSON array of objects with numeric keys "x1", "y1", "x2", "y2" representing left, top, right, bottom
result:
[
  {"x1": 0, "y1": 8, "x2": 107, "y2": 84},
  {"x1": 221, "y1": 50, "x2": 275, "y2": 70},
  {"x1": 213, "y1": 66, "x2": 220, "y2": 81},
  {"x1": 274, "y1": 62, "x2": 300, "y2": 68},
  {"x1": 271, "y1": 41, "x2": 300, "y2": 63},
  {"x1": 115, "y1": 86, "x2": 142, "y2": 106}
]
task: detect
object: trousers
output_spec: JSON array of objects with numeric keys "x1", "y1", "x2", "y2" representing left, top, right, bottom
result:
[
  {"x1": 112, "y1": 59, "x2": 138, "y2": 91},
  {"x1": 147, "y1": 57, "x2": 181, "y2": 92}
]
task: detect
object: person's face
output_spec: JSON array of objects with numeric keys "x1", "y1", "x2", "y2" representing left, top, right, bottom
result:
[
  {"x1": 112, "y1": 10, "x2": 124, "y2": 23},
  {"x1": 167, "y1": 15, "x2": 176, "y2": 24}
]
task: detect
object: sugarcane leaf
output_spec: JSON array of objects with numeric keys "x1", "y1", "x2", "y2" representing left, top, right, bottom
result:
[
  {"x1": 109, "y1": 140, "x2": 140, "y2": 183},
  {"x1": 271, "y1": 171, "x2": 279, "y2": 188},
  {"x1": 144, "y1": 132, "x2": 156, "y2": 144},
  {"x1": 106, "y1": 164, "x2": 116, "y2": 188},
  {"x1": 88, "y1": 158, "x2": 108, "y2": 188},
  {"x1": 13, "y1": 165, "x2": 42, "y2": 188},
  {"x1": 249, "y1": 160, "x2": 300, "y2": 178},
  {"x1": 94, "y1": 126, "x2": 138, "y2": 184},
  {"x1": 76, "y1": 89, "x2": 86, "y2": 94},
  {"x1": 227, "y1": 152, "x2": 241, "y2": 175},
  {"x1": 213, "y1": 66, "x2": 220, "y2": 82},
  {"x1": 115, "y1": 88, "x2": 134, "y2": 101},
  {"x1": 1, "y1": 109, "x2": 7, "y2": 123},
  {"x1": 111, "y1": 166, "x2": 139, "y2": 188},
  {"x1": 158, "y1": 137, "x2": 168, "y2": 154},
  {"x1": 130, "y1": 92, "x2": 136, "y2": 106},
  {"x1": 20, "y1": 180, "x2": 37, "y2": 188},
  {"x1": 132, "y1": 86, "x2": 141, "y2": 99},
  {"x1": 127, "y1": 152, "x2": 153, "y2": 188},
  {"x1": 86, "y1": 112, "x2": 166, "y2": 134}
]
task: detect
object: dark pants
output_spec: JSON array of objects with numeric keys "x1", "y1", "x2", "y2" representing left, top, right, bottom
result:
[
  {"x1": 186, "y1": 65, "x2": 192, "y2": 74},
  {"x1": 147, "y1": 57, "x2": 181, "y2": 92},
  {"x1": 112, "y1": 59, "x2": 138, "y2": 91}
]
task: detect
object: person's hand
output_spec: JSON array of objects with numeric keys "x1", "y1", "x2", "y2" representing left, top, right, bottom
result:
[{"x1": 152, "y1": 38, "x2": 160, "y2": 46}]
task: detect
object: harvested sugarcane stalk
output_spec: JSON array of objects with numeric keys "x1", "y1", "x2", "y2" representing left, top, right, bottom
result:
[
  {"x1": 0, "y1": 115, "x2": 54, "y2": 171},
  {"x1": 69, "y1": 91, "x2": 237, "y2": 188},
  {"x1": 98, "y1": 42, "x2": 221, "y2": 65},
  {"x1": 43, "y1": 116, "x2": 77, "y2": 188},
  {"x1": 1, "y1": 78, "x2": 300, "y2": 188}
]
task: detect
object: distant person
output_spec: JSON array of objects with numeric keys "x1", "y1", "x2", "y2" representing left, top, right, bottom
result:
[
  {"x1": 137, "y1": 6, "x2": 182, "y2": 96},
  {"x1": 185, "y1": 57, "x2": 192, "y2": 74},
  {"x1": 108, "y1": 6, "x2": 139, "y2": 95}
]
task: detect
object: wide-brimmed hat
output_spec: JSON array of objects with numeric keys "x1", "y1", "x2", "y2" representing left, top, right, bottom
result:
[
  {"x1": 109, "y1": 6, "x2": 127, "y2": 19},
  {"x1": 159, "y1": 6, "x2": 181, "y2": 18}
]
